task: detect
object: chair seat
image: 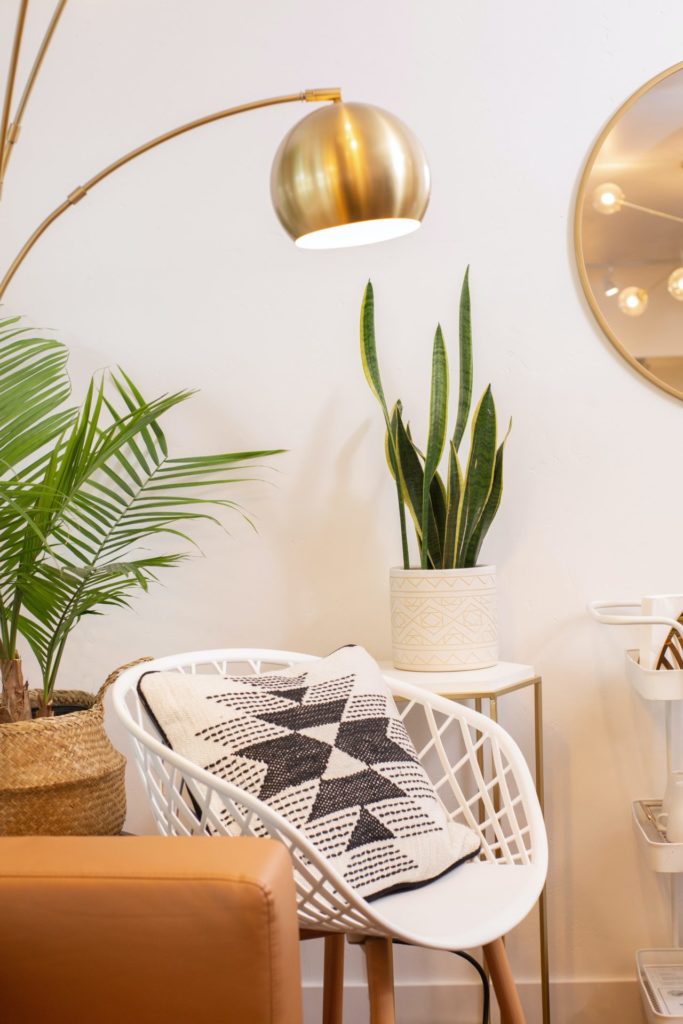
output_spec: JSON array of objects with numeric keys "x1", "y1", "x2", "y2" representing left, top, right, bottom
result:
[{"x1": 368, "y1": 861, "x2": 546, "y2": 950}]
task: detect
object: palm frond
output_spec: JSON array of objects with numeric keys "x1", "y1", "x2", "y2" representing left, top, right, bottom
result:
[
  {"x1": 0, "y1": 320, "x2": 283, "y2": 700},
  {"x1": 0, "y1": 318, "x2": 75, "y2": 475},
  {"x1": 16, "y1": 367, "x2": 282, "y2": 699}
]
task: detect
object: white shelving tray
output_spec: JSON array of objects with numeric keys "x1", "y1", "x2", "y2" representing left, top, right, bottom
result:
[
  {"x1": 633, "y1": 801, "x2": 683, "y2": 873},
  {"x1": 626, "y1": 650, "x2": 683, "y2": 702},
  {"x1": 638, "y1": 949, "x2": 683, "y2": 1023}
]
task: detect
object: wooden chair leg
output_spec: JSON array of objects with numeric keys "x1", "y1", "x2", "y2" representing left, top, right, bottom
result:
[
  {"x1": 362, "y1": 937, "x2": 396, "y2": 1024},
  {"x1": 323, "y1": 934, "x2": 345, "y2": 1024},
  {"x1": 483, "y1": 937, "x2": 526, "y2": 1024}
]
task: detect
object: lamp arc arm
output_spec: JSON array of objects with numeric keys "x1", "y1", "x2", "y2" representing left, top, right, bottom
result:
[
  {"x1": 0, "y1": 87, "x2": 341, "y2": 301},
  {"x1": 0, "y1": 0, "x2": 30, "y2": 189},
  {"x1": 0, "y1": 0, "x2": 69, "y2": 184}
]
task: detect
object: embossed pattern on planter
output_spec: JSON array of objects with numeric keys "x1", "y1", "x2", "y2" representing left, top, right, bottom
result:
[{"x1": 390, "y1": 568, "x2": 497, "y2": 671}]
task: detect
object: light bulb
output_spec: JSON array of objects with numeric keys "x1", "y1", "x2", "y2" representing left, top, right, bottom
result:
[
  {"x1": 668, "y1": 267, "x2": 683, "y2": 301},
  {"x1": 617, "y1": 286, "x2": 648, "y2": 316},
  {"x1": 592, "y1": 182, "x2": 625, "y2": 215}
]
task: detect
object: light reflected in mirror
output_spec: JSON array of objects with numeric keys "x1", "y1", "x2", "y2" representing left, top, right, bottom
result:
[{"x1": 576, "y1": 63, "x2": 683, "y2": 399}]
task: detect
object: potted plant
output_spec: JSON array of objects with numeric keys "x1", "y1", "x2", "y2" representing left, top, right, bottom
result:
[
  {"x1": 0, "y1": 315, "x2": 282, "y2": 833},
  {"x1": 360, "y1": 268, "x2": 510, "y2": 671}
]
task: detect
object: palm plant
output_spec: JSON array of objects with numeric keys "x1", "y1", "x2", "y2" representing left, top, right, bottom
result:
[
  {"x1": 0, "y1": 316, "x2": 282, "y2": 723},
  {"x1": 360, "y1": 268, "x2": 511, "y2": 571}
]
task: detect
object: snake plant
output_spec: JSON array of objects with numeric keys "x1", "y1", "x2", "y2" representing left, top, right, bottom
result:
[
  {"x1": 0, "y1": 316, "x2": 283, "y2": 722},
  {"x1": 360, "y1": 268, "x2": 511, "y2": 571}
]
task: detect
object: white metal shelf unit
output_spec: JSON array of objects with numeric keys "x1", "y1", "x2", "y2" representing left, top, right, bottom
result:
[{"x1": 589, "y1": 601, "x2": 683, "y2": 1020}]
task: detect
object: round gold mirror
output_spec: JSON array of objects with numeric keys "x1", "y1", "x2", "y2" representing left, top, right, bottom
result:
[{"x1": 575, "y1": 62, "x2": 683, "y2": 400}]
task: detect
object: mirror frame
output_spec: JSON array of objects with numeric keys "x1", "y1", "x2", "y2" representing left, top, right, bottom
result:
[{"x1": 574, "y1": 60, "x2": 683, "y2": 402}]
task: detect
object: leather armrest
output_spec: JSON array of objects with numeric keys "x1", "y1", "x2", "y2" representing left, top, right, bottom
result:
[{"x1": 0, "y1": 836, "x2": 302, "y2": 1024}]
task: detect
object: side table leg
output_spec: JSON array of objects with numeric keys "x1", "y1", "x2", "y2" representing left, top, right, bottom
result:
[
  {"x1": 490, "y1": 695, "x2": 500, "y2": 819},
  {"x1": 475, "y1": 697, "x2": 486, "y2": 824},
  {"x1": 534, "y1": 679, "x2": 551, "y2": 1024}
]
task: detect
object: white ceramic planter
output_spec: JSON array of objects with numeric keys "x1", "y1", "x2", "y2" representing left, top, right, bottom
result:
[{"x1": 390, "y1": 566, "x2": 498, "y2": 672}]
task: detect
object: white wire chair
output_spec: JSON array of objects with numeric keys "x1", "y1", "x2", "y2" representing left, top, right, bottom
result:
[{"x1": 112, "y1": 649, "x2": 548, "y2": 1024}]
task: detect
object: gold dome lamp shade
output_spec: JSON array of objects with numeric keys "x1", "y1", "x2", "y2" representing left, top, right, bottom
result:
[{"x1": 271, "y1": 101, "x2": 431, "y2": 249}]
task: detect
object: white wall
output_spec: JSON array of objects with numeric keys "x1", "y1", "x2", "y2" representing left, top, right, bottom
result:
[{"x1": 2, "y1": 1, "x2": 683, "y2": 1020}]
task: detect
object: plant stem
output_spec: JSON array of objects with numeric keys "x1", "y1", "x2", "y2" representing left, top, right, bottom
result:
[
  {"x1": 0, "y1": 589, "x2": 10, "y2": 658},
  {"x1": 385, "y1": 418, "x2": 410, "y2": 569},
  {"x1": 44, "y1": 627, "x2": 71, "y2": 704},
  {"x1": 0, "y1": 657, "x2": 31, "y2": 721},
  {"x1": 7, "y1": 592, "x2": 21, "y2": 661}
]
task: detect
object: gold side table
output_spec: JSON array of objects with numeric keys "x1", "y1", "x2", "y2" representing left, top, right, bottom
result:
[{"x1": 381, "y1": 660, "x2": 550, "y2": 1024}]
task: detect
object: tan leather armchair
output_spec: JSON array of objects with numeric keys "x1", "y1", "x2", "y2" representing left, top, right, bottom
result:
[{"x1": 0, "y1": 836, "x2": 303, "y2": 1024}]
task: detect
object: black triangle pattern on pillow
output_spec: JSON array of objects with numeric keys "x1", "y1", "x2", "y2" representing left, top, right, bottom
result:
[{"x1": 138, "y1": 646, "x2": 481, "y2": 899}]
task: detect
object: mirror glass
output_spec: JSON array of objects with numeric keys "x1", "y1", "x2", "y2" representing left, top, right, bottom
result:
[{"x1": 576, "y1": 63, "x2": 683, "y2": 399}]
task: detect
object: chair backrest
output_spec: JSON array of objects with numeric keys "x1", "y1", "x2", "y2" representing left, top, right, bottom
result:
[{"x1": 112, "y1": 648, "x2": 547, "y2": 940}]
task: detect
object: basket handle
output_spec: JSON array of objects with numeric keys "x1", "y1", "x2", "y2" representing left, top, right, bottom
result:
[
  {"x1": 588, "y1": 600, "x2": 683, "y2": 643},
  {"x1": 96, "y1": 656, "x2": 153, "y2": 706}
]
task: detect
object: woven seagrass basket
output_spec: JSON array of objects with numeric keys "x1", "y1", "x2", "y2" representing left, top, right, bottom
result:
[{"x1": 0, "y1": 658, "x2": 149, "y2": 836}]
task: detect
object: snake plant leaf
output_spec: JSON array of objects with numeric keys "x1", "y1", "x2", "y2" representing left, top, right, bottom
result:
[
  {"x1": 429, "y1": 471, "x2": 447, "y2": 568},
  {"x1": 443, "y1": 440, "x2": 464, "y2": 568},
  {"x1": 361, "y1": 282, "x2": 409, "y2": 568},
  {"x1": 394, "y1": 410, "x2": 443, "y2": 569},
  {"x1": 453, "y1": 267, "x2": 472, "y2": 452},
  {"x1": 420, "y1": 324, "x2": 448, "y2": 568},
  {"x1": 360, "y1": 281, "x2": 390, "y2": 421},
  {"x1": 458, "y1": 385, "x2": 497, "y2": 566},
  {"x1": 384, "y1": 401, "x2": 403, "y2": 481},
  {"x1": 464, "y1": 418, "x2": 512, "y2": 568},
  {"x1": 404, "y1": 433, "x2": 446, "y2": 561},
  {"x1": 394, "y1": 412, "x2": 423, "y2": 539}
]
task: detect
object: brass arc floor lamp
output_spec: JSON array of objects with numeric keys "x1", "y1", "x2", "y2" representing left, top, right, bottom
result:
[
  {"x1": 0, "y1": 4, "x2": 430, "y2": 1016},
  {"x1": 0, "y1": 0, "x2": 431, "y2": 303}
]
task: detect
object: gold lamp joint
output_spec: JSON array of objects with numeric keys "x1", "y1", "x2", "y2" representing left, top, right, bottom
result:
[
  {"x1": 67, "y1": 186, "x2": 87, "y2": 205},
  {"x1": 303, "y1": 88, "x2": 342, "y2": 103}
]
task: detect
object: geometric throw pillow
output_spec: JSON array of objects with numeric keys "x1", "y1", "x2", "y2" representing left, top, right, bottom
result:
[{"x1": 138, "y1": 645, "x2": 480, "y2": 900}]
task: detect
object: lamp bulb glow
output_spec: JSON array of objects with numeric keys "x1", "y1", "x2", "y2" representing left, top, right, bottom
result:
[
  {"x1": 617, "y1": 286, "x2": 648, "y2": 316},
  {"x1": 668, "y1": 266, "x2": 683, "y2": 301},
  {"x1": 592, "y1": 182, "x2": 625, "y2": 215}
]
